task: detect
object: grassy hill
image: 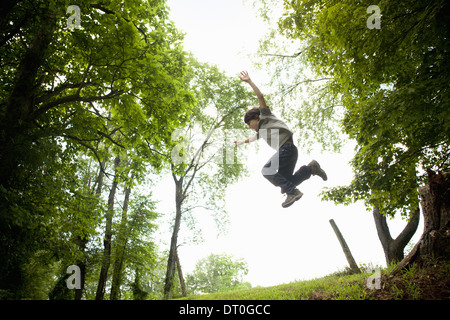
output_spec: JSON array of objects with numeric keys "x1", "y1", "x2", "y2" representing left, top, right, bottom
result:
[{"x1": 179, "y1": 261, "x2": 450, "y2": 300}]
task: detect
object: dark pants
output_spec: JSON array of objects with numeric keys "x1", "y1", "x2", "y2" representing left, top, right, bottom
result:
[{"x1": 262, "y1": 143, "x2": 312, "y2": 194}]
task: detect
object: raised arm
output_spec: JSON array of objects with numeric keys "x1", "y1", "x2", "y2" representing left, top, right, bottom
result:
[
  {"x1": 234, "y1": 135, "x2": 258, "y2": 146},
  {"x1": 239, "y1": 71, "x2": 267, "y2": 109}
]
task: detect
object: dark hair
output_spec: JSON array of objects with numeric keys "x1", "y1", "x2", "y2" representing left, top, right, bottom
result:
[{"x1": 244, "y1": 107, "x2": 260, "y2": 124}]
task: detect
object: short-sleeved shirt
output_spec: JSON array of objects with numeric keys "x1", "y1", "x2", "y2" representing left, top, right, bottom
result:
[{"x1": 256, "y1": 107, "x2": 293, "y2": 150}]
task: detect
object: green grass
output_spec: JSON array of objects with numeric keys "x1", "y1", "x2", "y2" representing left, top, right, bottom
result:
[
  {"x1": 179, "y1": 270, "x2": 376, "y2": 300},
  {"x1": 178, "y1": 261, "x2": 450, "y2": 300}
]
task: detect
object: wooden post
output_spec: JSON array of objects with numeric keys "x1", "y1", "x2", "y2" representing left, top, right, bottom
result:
[{"x1": 329, "y1": 219, "x2": 361, "y2": 274}]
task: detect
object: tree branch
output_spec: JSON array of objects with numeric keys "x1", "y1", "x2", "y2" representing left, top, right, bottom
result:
[
  {"x1": 33, "y1": 89, "x2": 125, "y2": 120},
  {"x1": 91, "y1": 4, "x2": 149, "y2": 43},
  {"x1": 392, "y1": 207, "x2": 420, "y2": 251},
  {"x1": 372, "y1": 206, "x2": 394, "y2": 248},
  {"x1": 181, "y1": 204, "x2": 215, "y2": 215},
  {"x1": 145, "y1": 138, "x2": 169, "y2": 159},
  {"x1": 96, "y1": 129, "x2": 125, "y2": 149},
  {"x1": 261, "y1": 51, "x2": 302, "y2": 58},
  {"x1": 281, "y1": 77, "x2": 332, "y2": 96},
  {"x1": 36, "y1": 81, "x2": 97, "y2": 105},
  {"x1": 63, "y1": 134, "x2": 111, "y2": 177},
  {"x1": 87, "y1": 102, "x2": 111, "y2": 121}
]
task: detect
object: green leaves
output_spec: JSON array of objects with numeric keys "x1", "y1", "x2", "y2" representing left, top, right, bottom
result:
[
  {"x1": 0, "y1": 0, "x2": 196, "y2": 298},
  {"x1": 186, "y1": 253, "x2": 250, "y2": 295},
  {"x1": 169, "y1": 59, "x2": 254, "y2": 230},
  {"x1": 273, "y1": 0, "x2": 450, "y2": 216}
]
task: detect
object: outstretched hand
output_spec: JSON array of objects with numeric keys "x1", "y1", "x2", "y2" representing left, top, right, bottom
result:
[{"x1": 239, "y1": 71, "x2": 251, "y2": 82}]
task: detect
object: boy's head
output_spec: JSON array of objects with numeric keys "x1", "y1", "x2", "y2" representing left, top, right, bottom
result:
[{"x1": 244, "y1": 107, "x2": 260, "y2": 131}]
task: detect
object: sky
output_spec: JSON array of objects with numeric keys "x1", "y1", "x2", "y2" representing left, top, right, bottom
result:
[
  {"x1": 166, "y1": 0, "x2": 266, "y2": 76},
  {"x1": 155, "y1": 0, "x2": 425, "y2": 287}
]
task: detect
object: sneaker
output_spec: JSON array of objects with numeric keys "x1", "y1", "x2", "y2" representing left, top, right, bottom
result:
[
  {"x1": 282, "y1": 189, "x2": 303, "y2": 208},
  {"x1": 309, "y1": 160, "x2": 327, "y2": 181}
]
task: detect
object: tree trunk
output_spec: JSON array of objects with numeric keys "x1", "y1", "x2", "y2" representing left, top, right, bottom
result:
[
  {"x1": 0, "y1": 9, "x2": 56, "y2": 188},
  {"x1": 372, "y1": 206, "x2": 420, "y2": 265},
  {"x1": 110, "y1": 185, "x2": 132, "y2": 300},
  {"x1": 175, "y1": 249, "x2": 187, "y2": 297},
  {"x1": 74, "y1": 236, "x2": 87, "y2": 300},
  {"x1": 393, "y1": 170, "x2": 450, "y2": 272},
  {"x1": 164, "y1": 178, "x2": 184, "y2": 299},
  {"x1": 74, "y1": 159, "x2": 107, "y2": 300},
  {"x1": 95, "y1": 155, "x2": 120, "y2": 300},
  {"x1": 329, "y1": 219, "x2": 360, "y2": 274},
  {"x1": 0, "y1": 9, "x2": 56, "y2": 296}
]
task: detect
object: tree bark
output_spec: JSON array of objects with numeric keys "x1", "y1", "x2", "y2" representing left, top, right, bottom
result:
[
  {"x1": 164, "y1": 177, "x2": 184, "y2": 299},
  {"x1": 95, "y1": 155, "x2": 120, "y2": 300},
  {"x1": 73, "y1": 237, "x2": 87, "y2": 301},
  {"x1": 0, "y1": 9, "x2": 56, "y2": 188},
  {"x1": 110, "y1": 185, "x2": 132, "y2": 300},
  {"x1": 372, "y1": 206, "x2": 420, "y2": 265},
  {"x1": 175, "y1": 249, "x2": 187, "y2": 297},
  {"x1": 329, "y1": 219, "x2": 360, "y2": 274},
  {"x1": 393, "y1": 170, "x2": 450, "y2": 272},
  {"x1": 73, "y1": 159, "x2": 107, "y2": 300}
]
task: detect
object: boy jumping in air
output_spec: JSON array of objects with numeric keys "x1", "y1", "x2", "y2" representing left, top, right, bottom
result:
[{"x1": 234, "y1": 71, "x2": 328, "y2": 208}]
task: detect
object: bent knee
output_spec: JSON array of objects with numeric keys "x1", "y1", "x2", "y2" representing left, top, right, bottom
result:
[{"x1": 261, "y1": 166, "x2": 277, "y2": 177}]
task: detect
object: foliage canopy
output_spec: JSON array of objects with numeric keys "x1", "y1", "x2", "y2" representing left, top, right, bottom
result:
[{"x1": 269, "y1": 0, "x2": 449, "y2": 216}]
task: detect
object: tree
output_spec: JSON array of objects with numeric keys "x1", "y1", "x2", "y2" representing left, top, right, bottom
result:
[
  {"x1": 109, "y1": 192, "x2": 160, "y2": 300},
  {"x1": 277, "y1": 0, "x2": 449, "y2": 212},
  {"x1": 394, "y1": 170, "x2": 450, "y2": 271},
  {"x1": 42, "y1": 153, "x2": 106, "y2": 301},
  {"x1": 162, "y1": 60, "x2": 254, "y2": 299},
  {"x1": 1, "y1": 0, "x2": 192, "y2": 187},
  {"x1": 266, "y1": 0, "x2": 448, "y2": 263},
  {"x1": 0, "y1": 0, "x2": 194, "y2": 298},
  {"x1": 253, "y1": 1, "x2": 345, "y2": 154},
  {"x1": 186, "y1": 253, "x2": 250, "y2": 295},
  {"x1": 96, "y1": 155, "x2": 120, "y2": 300},
  {"x1": 110, "y1": 184, "x2": 132, "y2": 300},
  {"x1": 372, "y1": 206, "x2": 420, "y2": 265}
]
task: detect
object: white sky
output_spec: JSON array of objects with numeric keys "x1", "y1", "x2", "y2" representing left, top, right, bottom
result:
[
  {"x1": 155, "y1": 0, "x2": 424, "y2": 287},
  {"x1": 166, "y1": 0, "x2": 265, "y2": 75}
]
